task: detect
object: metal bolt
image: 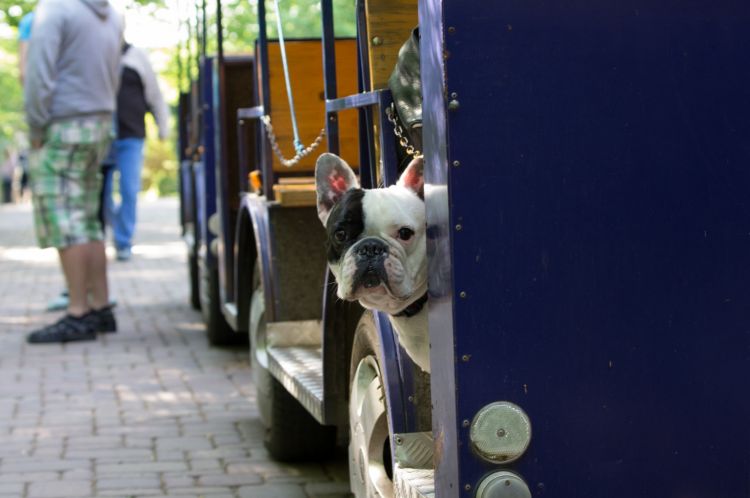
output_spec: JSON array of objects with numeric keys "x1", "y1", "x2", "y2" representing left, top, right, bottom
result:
[
  {"x1": 496, "y1": 428, "x2": 506, "y2": 437},
  {"x1": 505, "y1": 479, "x2": 512, "y2": 486},
  {"x1": 462, "y1": 419, "x2": 470, "y2": 427},
  {"x1": 459, "y1": 291, "x2": 467, "y2": 299},
  {"x1": 372, "y1": 36, "x2": 383, "y2": 46},
  {"x1": 448, "y1": 99, "x2": 460, "y2": 111},
  {"x1": 455, "y1": 224, "x2": 462, "y2": 231},
  {"x1": 408, "y1": 396, "x2": 414, "y2": 403},
  {"x1": 448, "y1": 26, "x2": 456, "y2": 34},
  {"x1": 395, "y1": 436, "x2": 403, "y2": 445},
  {"x1": 452, "y1": 160, "x2": 460, "y2": 167},
  {"x1": 464, "y1": 483, "x2": 472, "y2": 491},
  {"x1": 450, "y1": 92, "x2": 458, "y2": 99},
  {"x1": 461, "y1": 354, "x2": 470, "y2": 362}
]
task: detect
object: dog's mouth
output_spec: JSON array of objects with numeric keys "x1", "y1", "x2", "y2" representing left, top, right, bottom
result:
[{"x1": 352, "y1": 264, "x2": 390, "y2": 293}]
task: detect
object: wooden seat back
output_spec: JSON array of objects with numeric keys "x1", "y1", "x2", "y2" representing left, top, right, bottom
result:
[
  {"x1": 364, "y1": 0, "x2": 419, "y2": 90},
  {"x1": 264, "y1": 39, "x2": 359, "y2": 174}
]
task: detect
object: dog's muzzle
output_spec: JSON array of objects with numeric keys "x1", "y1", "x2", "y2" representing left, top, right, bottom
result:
[{"x1": 351, "y1": 238, "x2": 390, "y2": 290}]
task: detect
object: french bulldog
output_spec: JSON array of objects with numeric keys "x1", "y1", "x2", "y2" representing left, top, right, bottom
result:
[{"x1": 315, "y1": 153, "x2": 430, "y2": 373}]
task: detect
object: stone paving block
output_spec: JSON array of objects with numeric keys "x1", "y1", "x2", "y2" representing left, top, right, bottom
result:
[
  {"x1": 0, "y1": 482, "x2": 24, "y2": 495},
  {"x1": 28, "y1": 480, "x2": 91, "y2": 498},
  {"x1": 237, "y1": 483, "x2": 308, "y2": 498},
  {"x1": 96, "y1": 462, "x2": 188, "y2": 474},
  {"x1": 196, "y1": 473, "x2": 263, "y2": 487},
  {"x1": 0, "y1": 472, "x2": 59, "y2": 483},
  {"x1": 2, "y1": 458, "x2": 90, "y2": 473},
  {"x1": 97, "y1": 488, "x2": 163, "y2": 496},
  {"x1": 156, "y1": 436, "x2": 213, "y2": 451}
]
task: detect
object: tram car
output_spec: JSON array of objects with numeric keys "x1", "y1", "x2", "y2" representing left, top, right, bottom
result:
[{"x1": 177, "y1": 0, "x2": 750, "y2": 496}]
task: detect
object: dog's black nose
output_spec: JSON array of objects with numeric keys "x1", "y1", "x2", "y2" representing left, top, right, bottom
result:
[{"x1": 355, "y1": 239, "x2": 387, "y2": 259}]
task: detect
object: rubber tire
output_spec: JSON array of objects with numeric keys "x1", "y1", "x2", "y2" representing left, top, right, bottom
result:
[
  {"x1": 204, "y1": 264, "x2": 241, "y2": 346},
  {"x1": 349, "y1": 311, "x2": 394, "y2": 498},
  {"x1": 249, "y1": 259, "x2": 336, "y2": 462}
]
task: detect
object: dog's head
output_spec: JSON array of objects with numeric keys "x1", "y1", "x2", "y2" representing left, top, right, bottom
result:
[{"x1": 315, "y1": 153, "x2": 427, "y2": 315}]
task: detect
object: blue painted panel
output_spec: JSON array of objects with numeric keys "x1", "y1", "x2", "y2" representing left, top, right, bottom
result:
[
  {"x1": 199, "y1": 56, "x2": 218, "y2": 267},
  {"x1": 442, "y1": 2, "x2": 750, "y2": 496}
]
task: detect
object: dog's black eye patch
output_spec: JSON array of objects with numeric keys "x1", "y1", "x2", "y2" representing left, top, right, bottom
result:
[{"x1": 326, "y1": 189, "x2": 365, "y2": 262}]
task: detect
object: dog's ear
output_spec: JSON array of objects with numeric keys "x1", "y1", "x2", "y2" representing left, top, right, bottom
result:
[
  {"x1": 315, "y1": 153, "x2": 360, "y2": 225},
  {"x1": 397, "y1": 156, "x2": 424, "y2": 199}
]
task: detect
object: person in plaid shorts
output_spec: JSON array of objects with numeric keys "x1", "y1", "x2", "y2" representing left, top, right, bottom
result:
[{"x1": 24, "y1": 0, "x2": 123, "y2": 343}]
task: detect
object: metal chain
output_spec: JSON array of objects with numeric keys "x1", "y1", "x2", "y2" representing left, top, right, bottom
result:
[
  {"x1": 386, "y1": 103, "x2": 422, "y2": 158},
  {"x1": 261, "y1": 115, "x2": 326, "y2": 168}
]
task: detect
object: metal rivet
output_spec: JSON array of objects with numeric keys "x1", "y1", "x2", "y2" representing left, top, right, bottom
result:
[
  {"x1": 452, "y1": 160, "x2": 460, "y2": 167},
  {"x1": 462, "y1": 419, "x2": 470, "y2": 427},
  {"x1": 450, "y1": 92, "x2": 458, "y2": 99},
  {"x1": 461, "y1": 354, "x2": 470, "y2": 362},
  {"x1": 459, "y1": 291, "x2": 467, "y2": 299},
  {"x1": 372, "y1": 36, "x2": 383, "y2": 46},
  {"x1": 408, "y1": 396, "x2": 414, "y2": 403},
  {"x1": 497, "y1": 428, "x2": 506, "y2": 437},
  {"x1": 464, "y1": 483, "x2": 472, "y2": 491},
  {"x1": 395, "y1": 436, "x2": 403, "y2": 445},
  {"x1": 455, "y1": 224, "x2": 462, "y2": 231},
  {"x1": 448, "y1": 26, "x2": 456, "y2": 34},
  {"x1": 448, "y1": 99, "x2": 460, "y2": 110}
]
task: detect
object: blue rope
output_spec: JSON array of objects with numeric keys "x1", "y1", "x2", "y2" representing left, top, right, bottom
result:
[{"x1": 272, "y1": 0, "x2": 304, "y2": 154}]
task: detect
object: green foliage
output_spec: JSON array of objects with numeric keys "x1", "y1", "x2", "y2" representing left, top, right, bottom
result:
[
  {"x1": 0, "y1": 34, "x2": 25, "y2": 146},
  {"x1": 0, "y1": 0, "x2": 34, "y2": 28}
]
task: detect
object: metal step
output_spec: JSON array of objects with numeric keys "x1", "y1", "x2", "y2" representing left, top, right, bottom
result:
[
  {"x1": 267, "y1": 346, "x2": 325, "y2": 423},
  {"x1": 394, "y1": 465, "x2": 435, "y2": 498}
]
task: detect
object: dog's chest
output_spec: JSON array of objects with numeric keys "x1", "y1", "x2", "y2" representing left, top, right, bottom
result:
[{"x1": 389, "y1": 306, "x2": 430, "y2": 373}]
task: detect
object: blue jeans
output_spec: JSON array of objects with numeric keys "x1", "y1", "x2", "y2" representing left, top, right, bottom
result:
[{"x1": 103, "y1": 138, "x2": 145, "y2": 250}]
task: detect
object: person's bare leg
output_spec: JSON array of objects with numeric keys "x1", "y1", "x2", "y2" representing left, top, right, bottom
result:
[
  {"x1": 58, "y1": 244, "x2": 90, "y2": 317},
  {"x1": 86, "y1": 240, "x2": 109, "y2": 310}
]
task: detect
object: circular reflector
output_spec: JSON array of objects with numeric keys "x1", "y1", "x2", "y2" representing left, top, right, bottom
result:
[
  {"x1": 469, "y1": 401, "x2": 531, "y2": 463},
  {"x1": 475, "y1": 470, "x2": 532, "y2": 498}
]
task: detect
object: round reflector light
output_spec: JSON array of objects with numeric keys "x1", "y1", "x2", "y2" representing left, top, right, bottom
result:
[
  {"x1": 469, "y1": 401, "x2": 531, "y2": 464},
  {"x1": 475, "y1": 470, "x2": 532, "y2": 498}
]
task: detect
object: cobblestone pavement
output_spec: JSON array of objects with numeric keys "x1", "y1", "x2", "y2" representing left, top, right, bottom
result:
[{"x1": 0, "y1": 198, "x2": 351, "y2": 498}]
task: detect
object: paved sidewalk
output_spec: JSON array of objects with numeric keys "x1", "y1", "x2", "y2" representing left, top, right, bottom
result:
[{"x1": 0, "y1": 198, "x2": 351, "y2": 498}]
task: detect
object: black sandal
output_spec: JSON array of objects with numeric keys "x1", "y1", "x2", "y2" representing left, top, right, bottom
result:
[{"x1": 26, "y1": 315, "x2": 96, "y2": 344}]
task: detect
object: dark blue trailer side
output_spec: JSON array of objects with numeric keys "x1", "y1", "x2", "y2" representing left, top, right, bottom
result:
[{"x1": 424, "y1": 1, "x2": 750, "y2": 496}]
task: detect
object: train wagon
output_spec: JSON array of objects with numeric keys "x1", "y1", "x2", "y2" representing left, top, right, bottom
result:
[{"x1": 177, "y1": 1, "x2": 750, "y2": 496}]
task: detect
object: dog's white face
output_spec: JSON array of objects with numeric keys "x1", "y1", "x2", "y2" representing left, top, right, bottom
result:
[{"x1": 315, "y1": 153, "x2": 427, "y2": 315}]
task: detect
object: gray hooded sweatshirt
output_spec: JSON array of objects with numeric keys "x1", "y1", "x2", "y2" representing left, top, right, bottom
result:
[{"x1": 24, "y1": 0, "x2": 123, "y2": 141}]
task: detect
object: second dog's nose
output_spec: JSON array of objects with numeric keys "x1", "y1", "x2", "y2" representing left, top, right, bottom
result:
[{"x1": 356, "y1": 239, "x2": 387, "y2": 259}]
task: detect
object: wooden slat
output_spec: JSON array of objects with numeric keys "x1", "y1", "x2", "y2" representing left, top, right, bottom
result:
[
  {"x1": 272, "y1": 183, "x2": 317, "y2": 207},
  {"x1": 365, "y1": 0, "x2": 419, "y2": 90},
  {"x1": 266, "y1": 40, "x2": 359, "y2": 173}
]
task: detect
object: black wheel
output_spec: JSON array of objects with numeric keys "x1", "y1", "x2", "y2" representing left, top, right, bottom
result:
[
  {"x1": 349, "y1": 311, "x2": 394, "y2": 498},
  {"x1": 248, "y1": 259, "x2": 336, "y2": 462},
  {"x1": 187, "y1": 223, "x2": 201, "y2": 310},
  {"x1": 201, "y1": 261, "x2": 240, "y2": 346}
]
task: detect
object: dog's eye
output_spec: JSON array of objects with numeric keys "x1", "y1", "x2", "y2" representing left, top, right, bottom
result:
[
  {"x1": 397, "y1": 227, "x2": 414, "y2": 241},
  {"x1": 334, "y1": 230, "x2": 347, "y2": 243}
]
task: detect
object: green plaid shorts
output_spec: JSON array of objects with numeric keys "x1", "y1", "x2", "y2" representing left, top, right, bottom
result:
[{"x1": 30, "y1": 116, "x2": 113, "y2": 249}]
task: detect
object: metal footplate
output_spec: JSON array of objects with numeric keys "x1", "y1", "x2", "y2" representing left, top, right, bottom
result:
[
  {"x1": 266, "y1": 346, "x2": 325, "y2": 423},
  {"x1": 394, "y1": 465, "x2": 435, "y2": 498}
]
